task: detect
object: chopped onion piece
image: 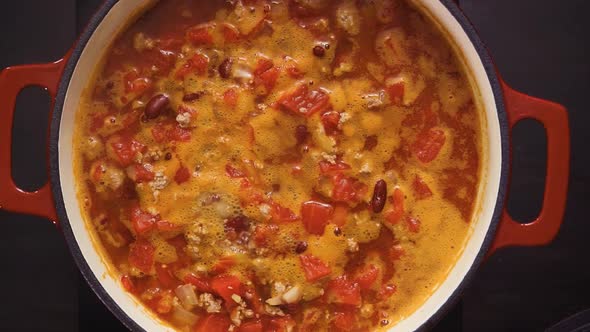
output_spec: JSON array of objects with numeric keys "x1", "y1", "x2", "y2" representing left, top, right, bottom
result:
[
  {"x1": 171, "y1": 304, "x2": 199, "y2": 326},
  {"x1": 175, "y1": 284, "x2": 198, "y2": 310},
  {"x1": 281, "y1": 285, "x2": 302, "y2": 304}
]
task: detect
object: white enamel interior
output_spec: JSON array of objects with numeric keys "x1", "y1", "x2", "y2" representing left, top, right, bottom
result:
[{"x1": 57, "y1": 1, "x2": 502, "y2": 331}]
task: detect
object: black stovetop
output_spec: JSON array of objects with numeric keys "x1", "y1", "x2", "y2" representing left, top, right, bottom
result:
[{"x1": 0, "y1": 1, "x2": 588, "y2": 331}]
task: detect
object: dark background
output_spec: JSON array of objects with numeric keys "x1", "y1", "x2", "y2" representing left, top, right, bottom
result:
[{"x1": 0, "y1": 0, "x2": 588, "y2": 331}]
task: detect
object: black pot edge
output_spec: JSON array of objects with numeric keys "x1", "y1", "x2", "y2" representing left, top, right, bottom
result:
[{"x1": 48, "y1": 0, "x2": 510, "y2": 331}]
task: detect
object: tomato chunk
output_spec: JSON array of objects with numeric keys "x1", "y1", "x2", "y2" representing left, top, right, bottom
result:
[
  {"x1": 109, "y1": 136, "x2": 145, "y2": 167},
  {"x1": 210, "y1": 275, "x2": 243, "y2": 307},
  {"x1": 155, "y1": 264, "x2": 178, "y2": 289},
  {"x1": 355, "y1": 264, "x2": 380, "y2": 290},
  {"x1": 253, "y1": 224, "x2": 279, "y2": 247},
  {"x1": 326, "y1": 275, "x2": 361, "y2": 306},
  {"x1": 131, "y1": 206, "x2": 157, "y2": 236},
  {"x1": 223, "y1": 88, "x2": 238, "y2": 107},
  {"x1": 253, "y1": 59, "x2": 279, "y2": 94},
  {"x1": 270, "y1": 201, "x2": 299, "y2": 222},
  {"x1": 321, "y1": 111, "x2": 341, "y2": 135},
  {"x1": 406, "y1": 216, "x2": 421, "y2": 233},
  {"x1": 184, "y1": 273, "x2": 212, "y2": 293},
  {"x1": 278, "y1": 85, "x2": 330, "y2": 117},
  {"x1": 319, "y1": 160, "x2": 351, "y2": 174},
  {"x1": 129, "y1": 164, "x2": 155, "y2": 183},
  {"x1": 386, "y1": 81, "x2": 405, "y2": 105},
  {"x1": 222, "y1": 23, "x2": 240, "y2": 43},
  {"x1": 174, "y1": 166, "x2": 191, "y2": 184},
  {"x1": 332, "y1": 308, "x2": 357, "y2": 331},
  {"x1": 299, "y1": 254, "x2": 331, "y2": 281},
  {"x1": 186, "y1": 24, "x2": 215, "y2": 45},
  {"x1": 238, "y1": 320, "x2": 263, "y2": 332},
  {"x1": 301, "y1": 201, "x2": 334, "y2": 235},
  {"x1": 332, "y1": 174, "x2": 367, "y2": 203},
  {"x1": 176, "y1": 53, "x2": 209, "y2": 79},
  {"x1": 385, "y1": 188, "x2": 405, "y2": 224},
  {"x1": 413, "y1": 175, "x2": 433, "y2": 199},
  {"x1": 128, "y1": 239, "x2": 155, "y2": 274},
  {"x1": 412, "y1": 128, "x2": 446, "y2": 163},
  {"x1": 121, "y1": 275, "x2": 135, "y2": 293},
  {"x1": 193, "y1": 313, "x2": 231, "y2": 332},
  {"x1": 226, "y1": 164, "x2": 248, "y2": 178}
]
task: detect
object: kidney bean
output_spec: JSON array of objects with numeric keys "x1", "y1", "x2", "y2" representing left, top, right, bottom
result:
[
  {"x1": 144, "y1": 94, "x2": 169, "y2": 119},
  {"x1": 218, "y1": 58, "x2": 233, "y2": 79},
  {"x1": 371, "y1": 180, "x2": 387, "y2": 213},
  {"x1": 295, "y1": 124, "x2": 309, "y2": 145},
  {"x1": 313, "y1": 45, "x2": 326, "y2": 57},
  {"x1": 182, "y1": 91, "x2": 203, "y2": 102},
  {"x1": 295, "y1": 241, "x2": 308, "y2": 254}
]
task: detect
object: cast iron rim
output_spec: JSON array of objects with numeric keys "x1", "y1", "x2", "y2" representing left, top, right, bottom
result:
[{"x1": 49, "y1": 1, "x2": 510, "y2": 331}]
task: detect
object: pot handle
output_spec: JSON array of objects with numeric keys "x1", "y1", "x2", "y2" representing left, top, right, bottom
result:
[
  {"x1": 0, "y1": 58, "x2": 67, "y2": 224},
  {"x1": 488, "y1": 80, "x2": 570, "y2": 254}
]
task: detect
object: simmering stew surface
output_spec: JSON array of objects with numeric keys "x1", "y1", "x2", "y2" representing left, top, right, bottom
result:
[{"x1": 73, "y1": 0, "x2": 483, "y2": 330}]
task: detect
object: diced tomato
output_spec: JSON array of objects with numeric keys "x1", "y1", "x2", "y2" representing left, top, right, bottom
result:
[
  {"x1": 278, "y1": 85, "x2": 331, "y2": 117},
  {"x1": 319, "y1": 160, "x2": 351, "y2": 174},
  {"x1": 186, "y1": 23, "x2": 214, "y2": 45},
  {"x1": 110, "y1": 136, "x2": 145, "y2": 167},
  {"x1": 128, "y1": 239, "x2": 155, "y2": 274},
  {"x1": 386, "y1": 81, "x2": 405, "y2": 105},
  {"x1": 127, "y1": 77, "x2": 151, "y2": 95},
  {"x1": 331, "y1": 203, "x2": 349, "y2": 226},
  {"x1": 270, "y1": 201, "x2": 299, "y2": 222},
  {"x1": 326, "y1": 276, "x2": 361, "y2": 306},
  {"x1": 238, "y1": 320, "x2": 263, "y2": 332},
  {"x1": 355, "y1": 264, "x2": 380, "y2": 290},
  {"x1": 156, "y1": 264, "x2": 178, "y2": 289},
  {"x1": 211, "y1": 256, "x2": 236, "y2": 275},
  {"x1": 253, "y1": 224, "x2": 279, "y2": 247},
  {"x1": 243, "y1": 286, "x2": 265, "y2": 314},
  {"x1": 413, "y1": 176, "x2": 433, "y2": 199},
  {"x1": 332, "y1": 174, "x2": 367, "y2": 203},
  {"x1": 385, "y1": 188, "x2": 405, "y2": 224},
  {"x1": 332, "y1": 309, "x2": 356, "y2": 331},
  {"x1": 406, "y1": 216, "x2": 421, "y2": 233},
  {"x1": 253, "y1": 59, "x2": 274, "y2": 76},
  {"x1": 121, "y1": 275, "x2": 135, "y2": 293},
  {"x1": 169, "y1": 125, "x2": 192, "y2": 141},
  {"x1": 222, "y1": 23, "x2": 240, "y2": 43},
  {"x1": 124, "y1": 69, "x2": 151, "y2": 95},
  {"x1": 210, "y1": 275, "x2": 243, "y2": 307},
  {"x1": 174, "y1": 166, "x2": 191, "y2": 184},
  {"x1": 378, "y1": 283, "x2": 397, "y2": 300},
  {"x1": 226, "y1": 164, "x2": 248, "y2": 178},
  {"x1": 131, "y1": 206, "x2": 157, "y2": 236},
  {"x1": 299, "y1": 254, "x2": 331, "y2": 281},
  {"x1": 176, "y1": 53, "x2": 209, "y2": 79},
  {"x1": 389, "y1": 244, "x2": 405, "y2": 261},
  {"x1": 412, "y1": 128, "x2": 446, "y2": 163},
  {"x1": 193, "y1": 313, "x2": 231, "y2": 332},
  {"x1": 301, "y1": 201, "x2": 334, "y2": 235},
  {"x1": 223, "y1": 88, "x2": 238, "y2": 107},
  {"x1": 253, "y1": 59, "x2": 279, "y2": 94},
  {"x1": 130, "y1": 164, "x2": 155, "y2": 183},
  {"x1": 286, "y1": 65, "x2": 304, "y2": 79},
  {"x1": 321, "y1": 111, "x2": 341, "y2": 136},
  {"x1": 267, "y1": 316, "x2": 296, "y2": 332},
  {"x1": 151, "y1": 123, "x2": 168, "y2": 143},
  {"x1": 156, "y1": 220, "x2": 181, "y2": 232},
  {"x1": 184, "y1": 273, "x2": 211, "y2": 293}
]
